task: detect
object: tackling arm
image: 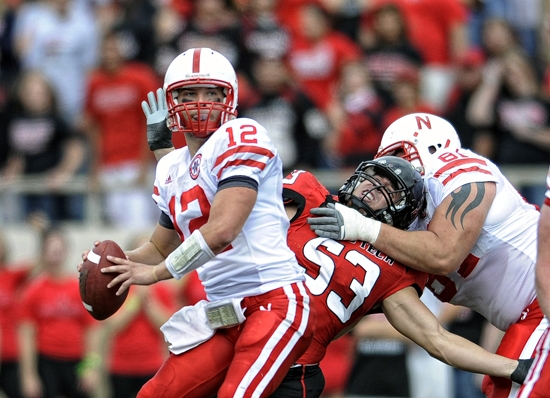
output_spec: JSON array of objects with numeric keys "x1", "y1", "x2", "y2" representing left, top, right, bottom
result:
[
  {"x1": 310, "y1": 181, "x2": 495, "y2": 275},
  {"x1": 382, "y1": 287, "x2": 520, "y2": 379}
]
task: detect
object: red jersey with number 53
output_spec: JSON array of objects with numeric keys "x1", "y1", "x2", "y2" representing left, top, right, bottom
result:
[
  {"x1": 152, "y1": 118, "x2": 304, "y2": 302},
  {"x1": 413, "y1": 148, "x2": 540, "y2": 331},
  {"x1": 283, "y1": 170, "x2": 428, "y2": 364}
]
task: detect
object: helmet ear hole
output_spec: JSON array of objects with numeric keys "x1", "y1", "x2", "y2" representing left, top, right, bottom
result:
[{"x1": 428, "y1": 145, "x2": 437, "y2": 154}]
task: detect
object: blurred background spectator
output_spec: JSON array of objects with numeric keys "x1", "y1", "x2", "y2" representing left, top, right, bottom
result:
[
  {"x1": 358, "y1": 0, "x2": 469, "y2": 112},
  {"x1": 12, "y1": 0, "x2": 100, "y2": 129},
  {"x1": 81, "y1": 30, "x2": 160, "y2": 228},
  {"x1": 239, "y1": 55, "x2": 330, "y2": 171},
  {"x1": 99, "y1": 234, "x2": 178, "y2": 398},
  {"x1": 359, "y1": 2, "x2": 423, "y2": 109},
  {"x1": 324, "y1": 60, "x2": 383, "y2": 168},
  {"x1": 380, "y1": 65, "x2": 438, "y2": 132},
  {"x1": 239, "y1": 0, "x2": 291, "y2": 80},
  {"x1": 345, "y1": 313, "x2": 412, "y2": 398},
  {"x1": 0, "y1": 231, "x2": 36, "y2": 398},
  {"x1": 467, "y1": 49, "x2": 550, "y2": 204},
  {"x1": 0, "y1": 70, "x2": 87, "y2": 222},
  {"x1": 443, "y1": 47, "x2": 491, "y2": 156},
  {"x1": 18, "y1": 227, "x2": 101, "y2": 398},
  {"x1": 287, "y1": 2, "x2": 362, "y2": 113}
]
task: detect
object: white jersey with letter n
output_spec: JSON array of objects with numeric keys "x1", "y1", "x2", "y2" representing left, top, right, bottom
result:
[
  {"x1": 152, "y1": 117, "x2": 304, "y2": 301},
  {"x1": 412, "y1": 148, "x2": 540, "y2": 331}
]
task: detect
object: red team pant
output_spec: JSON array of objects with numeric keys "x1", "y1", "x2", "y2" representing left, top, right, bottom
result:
[
  {"x1": 482, "y1": 300, "x2": 547, "y2": 398},
  {"x1": 138, "y1": 282, "x2": 315, "y2": 398},
  {"x1": 518, "y1": 326, "x2": 550, "y2": 398}
]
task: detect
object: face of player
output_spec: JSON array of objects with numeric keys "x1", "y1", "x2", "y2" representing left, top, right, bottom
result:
[
  {"x1": 173, "y1": 86, "x2": 225, "y2": 124},
  {"x1": 352, "y1": 174, "x2": 400, "y2": 211}
]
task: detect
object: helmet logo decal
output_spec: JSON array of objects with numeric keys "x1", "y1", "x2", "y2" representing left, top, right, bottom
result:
[
  {"x1": 415, "y1": 115, "x2": 432, "y2": 129},
  {"x1": 190, "y1": 154, "x2": 202, "y2": 180},
  {"x1": 192, "y1": 48, "x2": 201, "y2": 73},
  {"x1": 444, "y1": 139, "x2": 451, "y2": 148}
]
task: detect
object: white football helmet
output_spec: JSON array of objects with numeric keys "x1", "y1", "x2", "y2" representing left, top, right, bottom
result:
[
  {"x1": 164, "y1": 48, "x2": 238, "y2": 138},
  {"x1": 375, "y1": 113, "x2": 461, "y2": 174}
]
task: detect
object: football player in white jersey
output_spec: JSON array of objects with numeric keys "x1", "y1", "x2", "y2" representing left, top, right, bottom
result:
[
  {"x1": 519, "y1": 166, "x2": 550, "y2": 397},
  {"x1": 93, "y1": 48, "x2": 315, "y2": 398},
  {"x1": 308, "y1": 113, "x2": 544, "y2": 398}
]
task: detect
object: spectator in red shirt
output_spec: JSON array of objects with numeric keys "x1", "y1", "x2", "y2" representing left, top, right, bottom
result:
[
  {"x1": 380, "y1": 66, "x2": 438, "y2": 132},
  {"x1": 101, "y1": 234, "x2": 178, "y2": 398},
  {"x1": 287, "y1": 2, "x2": 362, "y2": 112},
  {"x1": 359, "y1": 2, "x2": 424, "y2": 108},
  {"x1": 0, "y1": 232, "x2": 35, "y2": 398},
  {"x1": 363, "y1": 0, "x2": 469, "y2": 111},
  {"x1": 18, "y1": 227, "x2": 101, "y2": 398},
  {"x1": 325, "y1": 60, "x2": 384, "y2": 168},
  {"x1": 82, "y1": 30, "x2": 160, "y2": 228}
]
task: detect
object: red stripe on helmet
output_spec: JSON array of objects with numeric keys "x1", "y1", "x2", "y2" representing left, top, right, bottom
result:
[{"x1": 192, "y1": 48, "x2": 201, "y2": 73}]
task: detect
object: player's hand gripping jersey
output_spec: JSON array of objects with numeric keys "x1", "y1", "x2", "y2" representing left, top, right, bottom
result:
[
  {"x1": 152, "y1": 118, "x2": 305, "y2": 301},
  {"x1": 283, "y1": 170, "x2": 428, "y2": 364},
  {"x1": 414, "y1": 148, "x2": 539, "y2": 331}
]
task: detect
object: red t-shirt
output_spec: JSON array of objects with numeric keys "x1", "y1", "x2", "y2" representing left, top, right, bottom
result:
[
  {"x1": 282, "y1": 170, "x2": 428, "y2": 364},
  {"x1": 0, "y1": 264, "x2": 32, "y2": 361},
  {"x1": 20, "y1": 274, "x2": 97, "y2": 360},
  {"x1": 108, "y1": 283, "x2": 178, "y2": 375},
  {"x1": 288, "y1": 32, "x2": 362, "y2": 110},
  {"x1": 85, "y1": 63, "x2": 160, "y2": 166},
  {"x1": 370, "y1": 0, "x2": 468, "y2": 65}
]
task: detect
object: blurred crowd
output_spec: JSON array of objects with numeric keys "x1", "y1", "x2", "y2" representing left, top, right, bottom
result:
[
  {"x1": 1, "y1": 0, "x2": 550, "y2": 226},
  {"x1": 0, "y1": 222, "x2": 205, "y2": 398}
]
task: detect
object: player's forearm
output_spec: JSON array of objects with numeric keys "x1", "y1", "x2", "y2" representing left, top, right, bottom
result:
[
  {"x1": 375, "y1": 225, "x2": 457, "y2": 275},
  {"x1": 126, "y1": 241, "x2": 167, "y2": 265},
  {"x1": 432, "y1": 330, "x2": 517, "y2": 378}
]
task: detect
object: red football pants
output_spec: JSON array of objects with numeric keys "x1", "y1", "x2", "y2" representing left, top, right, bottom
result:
[
  {"x1": 137, "y1": 282, "x2": 315, "y2": 398},
  {"x1": 482, "y1": 299, "x2": 547, "y2": 398},
  {"x1": 517, "y1": 324, "x2": 550, "y2": 398}
]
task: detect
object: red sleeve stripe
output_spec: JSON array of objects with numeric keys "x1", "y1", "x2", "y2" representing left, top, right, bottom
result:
[
  {"x1": 214, "y1": 145, "x2": 275, "y2": 168},
  {"x1": 442, "y1": 166, "x2": 493, "y2": 186},
  {"x1": 216, "y1": 159, "x2": 268, "y2": 179},
  {"x1": 153, "y1": 185, "x2": 160, "y2": 196},
  {"x1": 545, "y1": 197, "x2": 550, "y2": 206},
  {"x1": 434, "y1": 158, "x2": 489, "y2": 178},
  {"x1": 169, "y1": 196, "x2": 184, "y2": 240}
]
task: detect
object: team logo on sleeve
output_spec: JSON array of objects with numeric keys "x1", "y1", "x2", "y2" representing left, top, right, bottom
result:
[{"x1": 189, "y1": 154, "x2": 202, "y2": 180}]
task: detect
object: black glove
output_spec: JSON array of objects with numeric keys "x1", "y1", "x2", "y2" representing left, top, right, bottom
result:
[
  {"x1": 142, "y1": 88, "x2": 173, "y2": 151},
  {"x1": 511, "y1": 358, "x2": 534, "y2": 384}
]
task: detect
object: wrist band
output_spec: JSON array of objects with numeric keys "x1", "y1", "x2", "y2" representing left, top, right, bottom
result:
[{"x1": 165, "y1": 230, "x2": 215, "y2": 280}]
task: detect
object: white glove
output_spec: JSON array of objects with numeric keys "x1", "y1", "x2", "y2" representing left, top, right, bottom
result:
[
  {"x1": 308, "y1": 202, "x2": 382, "y2": 243},
  {"x1": 142, "y1": 88, "x2": 173, "y2": 151}
]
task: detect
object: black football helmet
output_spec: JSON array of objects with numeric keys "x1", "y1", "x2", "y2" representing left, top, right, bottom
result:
[{"x1": 338, "y1": 156, "x2": 425, "y2": 230}]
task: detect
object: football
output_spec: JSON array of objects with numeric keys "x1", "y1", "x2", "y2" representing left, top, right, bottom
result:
[{"x1": 79, "y1": 240, "x2": 129, "y2": 320}]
